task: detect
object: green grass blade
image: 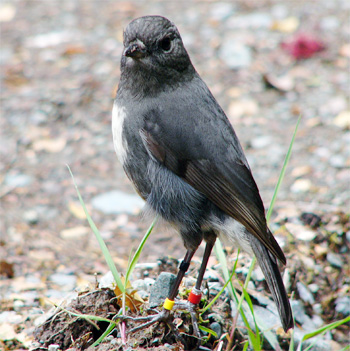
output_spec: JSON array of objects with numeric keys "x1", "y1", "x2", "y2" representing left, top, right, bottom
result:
[
  {"x1": 198, "y1": 325, "x2": 218, "y2": 338},
  {"x1": 200, "y1": 262, "x2": 236, "y2": 314},
  {"x1": 124, "y1": 216, "x2": 158, "y2": 286},
  {"x1": 67, "y1": 165, "x2": 124, "y2": 293},
  {"x1": 301, "y1": 316, "x2": 350, "y2": 342},
  {"x1": 267, "y1": 115, "x2": 301, "y2": 222},
  {"x1": 91, "y1": 323, "x2": 116, "y2": 347}
]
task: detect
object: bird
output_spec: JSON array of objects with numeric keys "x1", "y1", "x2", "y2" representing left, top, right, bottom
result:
[{"x1": 112, "y1": 15, "x2": 294, "y2": 339}]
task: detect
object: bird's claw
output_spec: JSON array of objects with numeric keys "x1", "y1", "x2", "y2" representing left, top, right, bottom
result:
[{"x1": 116, "y1": 301, "x2": 201, "y2": 349}]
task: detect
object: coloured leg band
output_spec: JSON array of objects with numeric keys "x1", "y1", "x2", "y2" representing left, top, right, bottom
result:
[
  {"x1": 188, "y1": 288, "x2": 202, "y2": 304},
  {"x1": 179, "y1": 260, "x2": 190, "y2": 272},
  {"x1": 163, "y1": 298, "x2": 175, "y2": 310}
]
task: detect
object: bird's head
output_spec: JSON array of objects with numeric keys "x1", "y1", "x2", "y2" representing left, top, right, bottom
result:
[{"x1": 120, "y1": 16, "x2": 195, "y2": 94}]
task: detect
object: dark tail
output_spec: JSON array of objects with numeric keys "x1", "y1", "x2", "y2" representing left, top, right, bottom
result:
[{"x1": 250, "y1": 235, "x2": 294, "y2": 332}]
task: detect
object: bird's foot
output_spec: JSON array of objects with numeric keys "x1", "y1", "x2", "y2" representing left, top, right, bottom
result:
[{"x1": 116, "y1": 291, "x2": 203, "y2": 349}]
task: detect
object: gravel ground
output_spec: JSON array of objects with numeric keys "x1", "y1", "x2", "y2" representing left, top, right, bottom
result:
[{"x1": 0, "y1": 1, "x2": 349, "y2": 350}]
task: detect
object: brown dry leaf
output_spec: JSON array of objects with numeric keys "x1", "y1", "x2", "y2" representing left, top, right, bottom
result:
[
  {"x1": 62, "y1": 45, "x2": 86, "y2": 56},
  {"x1": 114, "y1": 278, "x2": 144, "y2": 312}
]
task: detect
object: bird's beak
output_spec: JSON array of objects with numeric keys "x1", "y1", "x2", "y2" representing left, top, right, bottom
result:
[{"x1": 123, "y1": 39, "x2": 147, "y2": 59}]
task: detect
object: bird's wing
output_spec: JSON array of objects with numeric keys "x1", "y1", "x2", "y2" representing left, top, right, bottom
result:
[{"x1": 140, "y1": 104, "x2": 286, "y2": 264}]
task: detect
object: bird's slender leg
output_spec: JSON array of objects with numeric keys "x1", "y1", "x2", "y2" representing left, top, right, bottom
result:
[
  {"x1": 118, "y1": 249, "x2": 196, "y2": 334},
  {"x1": 187, "y1": 238, "x2": 216, "y2": 343}
]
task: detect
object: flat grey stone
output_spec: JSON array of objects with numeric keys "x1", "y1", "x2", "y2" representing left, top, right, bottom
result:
[{"x1": 149, "y1": 272, "x2": 176, "y2": 308}]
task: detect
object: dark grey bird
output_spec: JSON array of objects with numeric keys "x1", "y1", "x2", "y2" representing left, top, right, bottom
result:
[{"x1": 112, "y1": 15, "x2": 293, "y2": 337}]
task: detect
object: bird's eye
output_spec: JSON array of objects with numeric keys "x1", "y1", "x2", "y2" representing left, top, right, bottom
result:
[{"x1": 160, "y1": 37, "x2": 172, "y2": 52}]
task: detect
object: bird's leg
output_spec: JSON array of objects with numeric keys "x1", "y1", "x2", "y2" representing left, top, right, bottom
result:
[
  {"x1": 117, "y1": 249, "x2": 196, "y2": 335},
  {"x1": 187, "y1": 238, "x2": 215, "y2": 342}
]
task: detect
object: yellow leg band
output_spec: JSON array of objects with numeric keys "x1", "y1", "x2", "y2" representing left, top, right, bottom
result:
[{"x1": 163, "y1": 298, "x2": 175, "y2": 310}]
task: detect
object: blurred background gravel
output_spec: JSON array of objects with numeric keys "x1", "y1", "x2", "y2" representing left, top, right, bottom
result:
[{"x1": 0, "y1": 0, "x2": 349, "y2": 348}]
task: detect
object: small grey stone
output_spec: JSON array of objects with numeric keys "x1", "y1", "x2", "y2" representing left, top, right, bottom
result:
[
  {"x1": 335, "y1": 296, "x2": 350, "y2": 316},
  {"x1": 300, "y1": 339, "x2": 332, "y2": 351},
  {"x1": 48, "y1": 345, "x2": 60, "y2": 351},
  {"x1": 132, "y1": 279, "x2": 147, "y2": 292},
  {"x1": 297, "y1": 282, "x2": 315, "y2": 304},
  {"x1": 251, "y1": 135, "x2": 272, "y2": 149},
  {"x1": 308, "y1": 283, "x2": 319, "y2": 293},
  {"x1": 23, "y1": 210, "x2": 39, "y2": 224},
  {"x1": 149, "y1": 272, "x2": 176, "y2": 308},
  {"x1": 143, "y1": 278, "x2": 155, "y2": 292},
  {"x1": 329, "y1": 155, "x2": 346, "y2": 168},
  {"x1": 326, "y1": 252, "x2": 343, "y2": 268},
  {"x1": 209, "y1": 322, "x2": 222, "y2": 338},
  {"x1": 137, "y1": 290, "x2": 149, "y2": 300},
  {"x1": 91, "y1": 190, "x2": 144, "y2": 215},
  {"x1": 218, "y1": 41, "x2": 252, "y2": 69},
  {"x1": 5, "y1": 173, "x2": 33, "y2": 187},
  {"x1": 49, "y1": 273, "x2": 77, "y2": 290},
  {"x1": 291, "y1": 300, "x2": 311, "y2": 326},
  {"x1": 346, "y1": 231, "x2": 350, "y2": 243},
  {"x1": 313, "y1": 303, "x2": 323, "y2": 315}
]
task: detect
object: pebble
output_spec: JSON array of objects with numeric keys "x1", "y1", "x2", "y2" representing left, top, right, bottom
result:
[
  {"x1": 4, "y1": 173, "x2": 33, "y2": 187},
  {"x1": 329, "y1": 155, "x2": 346, "y2": 168},
  {"x1": 297, "y1": 282, "x2": 315, "y2": 304},
  {"x1": 335, "y1": 296, "x2": 350, "y2": 316},
  {"x1": 91, "y1": 190, "x2": 144, "y2": 215},
  {"x1": 290, "y1": 179, "x2": 312, "y2": 193},
  {"x1": 209, "y1": 322, "x2": 222, "y2": 338},
  {"x1": 326, "y1": 252, "x2": 343, "y2": 268},
  {"x1": 333, "y1": 111, "x2": 350, "y2": 129},
  {"x1": 218, "y1": 41, "x2": 252, "y2": 69},
  {"x1": 49, "y1": 273, "x2": 77, "y2": 290},
  {"x1": 60, "y1": 226, "x2": 89, "y2": 239},
  {"x1": 250, "y1": 135, "x2": 272, "y2": 149},
  {"x1": 285, "y1": 222, "x2": 317, "y2": 241},
  {"x1": 149, "y1": 272, "x2": 176, "y2": 308},
  {"x1": 23, "y1": 210, "x2": 39, "y2": 225},
  {"x1": 210, "y1": 2, "x2": 235, "y2": 21}
]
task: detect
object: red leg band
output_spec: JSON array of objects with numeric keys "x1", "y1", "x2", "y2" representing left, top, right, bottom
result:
[{"x1": 188, "y1": 288, "x2": 202, "y2": 304}]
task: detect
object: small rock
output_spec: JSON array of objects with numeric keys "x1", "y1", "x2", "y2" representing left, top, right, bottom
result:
[
  {"x1": 219, "y1": 41, "x2": 252, "y2": 69},
  {"x1": 285, "y1": 222, "x2": 317, "y2": 241},
  {"x1": 49, "y1": 273, "x2": 77, "y2": 290},
  {"x1": 23, "y1": 210, "x2": 39, "y2": 225},
  {"x1": 149, "y1": 272, "x2": 176, "y2": 308},
  {"x1": 32, "y1": 138, "x2": 66, "y2": 153},
  {"x1": 330, "y1": 155, "x2": 346, "y2": 168},
  {"x1": 291, "y1": 179, "x2": 312, "y2": 193},
  {"x1": 210, "y1": 2, "x2": 235, "y2": 21},
  {"x1": 326, "y1": 252, "x2": 343, "y2": 268},
  {"x1": 99, "y1": 271, "x2": 116, "y2": 289},
  {"x1": 251, "y1": 135, "x2": 272, "y2": 149},
  {"x1": 5, "y1": 173, "x2": 33, "y2": 187},
  {"x1": 48, "y1": 345, "x2": 60, "y2": 351},
  {"x1": 91, "y1": 190, "x2": 144, "y2": 215},
  {"x1": 60, "y1": 226, "x2": 89, "y2": 239},
  {"x1": 132, "y1": 279, "x2": 147, "y2": 292},
  {"x1": 209, "y1": 322, "x2": 222, "y2": 338},
  {"x1": 297, "y1": 282, "x2": 315, "y2": 304},
  {"x1": 271, "y1": 17, "x2": 299, "y2": 33},
  {"x1": 308, "y1": 283, "x2": 319, "y2": 293},
  {"x1": 335, "y1": 296, "x2": 350, "y2": 316},
  {"x1": 333, "y1": 111, "x2": 350, "y2": 129}
]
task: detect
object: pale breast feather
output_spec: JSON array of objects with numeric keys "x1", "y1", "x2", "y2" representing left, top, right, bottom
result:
[{"x1": 112, "y1": 102, "x2": 128, "y2": 164}]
